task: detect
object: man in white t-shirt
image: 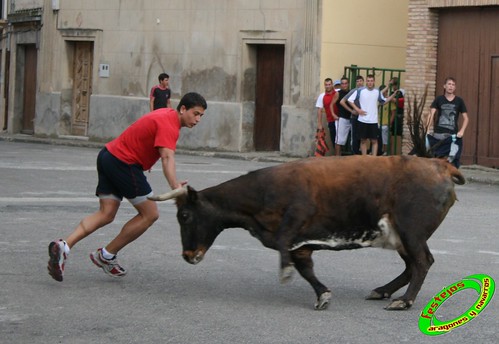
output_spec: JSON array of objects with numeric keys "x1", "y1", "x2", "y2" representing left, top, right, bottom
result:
[{"x1": 347, "y1": 74, "x2": 398, "y2": 156}]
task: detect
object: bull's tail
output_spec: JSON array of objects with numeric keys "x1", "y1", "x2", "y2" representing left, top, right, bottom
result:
[{"x1": 447, "y1": 164, "x2": 466, "y2": 185}]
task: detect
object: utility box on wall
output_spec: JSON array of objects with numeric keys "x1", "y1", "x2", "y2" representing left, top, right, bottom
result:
[
  {"x1": 52, "y1": 0, "x2": 60, "y2": 10},
  {"x1": 99, "y1": 64, "x2": 110, "y2": 78}
]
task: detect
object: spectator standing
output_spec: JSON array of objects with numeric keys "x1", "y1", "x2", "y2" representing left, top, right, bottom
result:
[
  {"x1": 426, "y1": 77, "x2": 469, "y2": 167},
  {"x1": 347, "y1": 74, "x2": 397, "y2": 156},
  {"x1": 150, "y1": 73, "x2": 171, "y2": 111},
  {"x1": 334, "y1": 77, "x2": 352, "y2": 156},
  {"x1": 333, "y1": 79, "x2": 342, "y2": 92},
  {"x1": 316, "y1": 78, "x2": 339, "y2": 150},
  {"x1": 378, "y1": 85, "x2": 390, "y2": 155},
  {"x1": 389, "y1": 77, "x2": 405, "y2": 155},
  {"x1": 340, "y1": 75, "x2": 365, "y2": 154}
]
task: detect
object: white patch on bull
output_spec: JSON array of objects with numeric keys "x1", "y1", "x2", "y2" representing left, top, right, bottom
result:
[
  {"x1": 289, "y1": 214, "x2": 402, "y2": 251},
  {"x1": 372, "y1": 214, "x2": 402, "y2": 250}
]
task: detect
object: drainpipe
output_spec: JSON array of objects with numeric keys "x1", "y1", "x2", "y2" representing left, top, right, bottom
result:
[{"x1": 6, "y1": 21, "x2": 10, "y2": 51}]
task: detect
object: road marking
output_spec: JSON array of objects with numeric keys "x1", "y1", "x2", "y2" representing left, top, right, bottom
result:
[
  {"x1": 0, "y1": 197, "x2": 97, "y2": 203},
  {"x1": 431, "y1": 249, "x2": 451, "y2": 255},
  {"x1": 479, "y1": 250, "x2": 499, "y2": 256}
]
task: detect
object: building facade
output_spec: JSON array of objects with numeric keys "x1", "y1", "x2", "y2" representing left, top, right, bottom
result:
[
  {"x1": 1, "y1": 0, "x2": 323, "y2": 157},
  {"x1": 2, "y1": 1, "x2": 497, "y2": 166}
]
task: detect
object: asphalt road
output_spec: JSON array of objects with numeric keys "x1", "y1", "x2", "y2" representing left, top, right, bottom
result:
[{"x1": 0, "y1": 141, "x2": 498, "y2": 344}]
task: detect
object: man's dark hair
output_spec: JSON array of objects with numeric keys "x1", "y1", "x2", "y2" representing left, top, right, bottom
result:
[
  {"x1": 324, "y1": 78, "x2": 333, "y2": 83},
  {"x1": 177, "y1": 92, "x2": 207, "y2": 111},
  {"x1": 158, "y1": 73, "x2": 170, "y2": 82},
  {"x1": 444, "y1": 76, "x2": 456, "y2": 84},
  {"x1": 355, "y1": 75, "x2": 364, "y2": 81}
]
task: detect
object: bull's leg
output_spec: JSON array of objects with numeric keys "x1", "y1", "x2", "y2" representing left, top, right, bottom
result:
[
  {"x1": 291, "y1": 248, "x2": 331, "y2": 310},
  {"x1": 275, "y1": 209, "x2": 307, "y2": 283},
  {"x1": 384, "y1": 243, "x2": 434, "y2": 310},
  {"x1": 366, "y1": 249, "x2": 412, "y2": 300},
  {"x1": 277, "y1": 235, "x2": 294, "y2": 283}
]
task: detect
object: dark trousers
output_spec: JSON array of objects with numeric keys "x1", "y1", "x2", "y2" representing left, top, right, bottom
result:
[
  {"x1": 350, "y1": 115, "x2": 360, "y2": 155},
  {"x1": 327, "y1": 121, "x2": 336, "y2": 149}
]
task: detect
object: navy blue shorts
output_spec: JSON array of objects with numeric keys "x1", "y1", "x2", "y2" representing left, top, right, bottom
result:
[
  {"x1": 357, "y1": 122, "x2": 379, "y2": 140},
  {"x1": 96, "y1": 148, "x2": 152, "y2": 202}
]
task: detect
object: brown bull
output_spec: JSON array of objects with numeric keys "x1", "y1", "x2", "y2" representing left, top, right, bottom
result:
[{"x1": 149, "y1": 155, "x2": 465, "y2": 310}]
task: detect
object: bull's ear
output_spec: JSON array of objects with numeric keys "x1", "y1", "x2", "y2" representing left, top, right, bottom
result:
[{"x1": 186, "y1": 185, "x2": 198, "y2": 202}]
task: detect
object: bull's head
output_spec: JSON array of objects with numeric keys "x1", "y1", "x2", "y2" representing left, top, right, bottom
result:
[{"x1": 148, "y1": 186, "x2": 222, "y2": 265}]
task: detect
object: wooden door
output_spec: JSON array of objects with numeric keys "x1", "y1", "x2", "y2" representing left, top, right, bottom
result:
[
  {"x1": 480, "y1": 56, "x2": 499, "y2": 167},
  {"x1": 437, "y1": 7, "x2": 499, "y2": 167},
  {"x1": 71, "y1": 41, "x2": 93, "y2": 136},
  {"x1": 254, "y1": 44, "x2": 284, "y2": 151},
  {"x1": 476, "y1": 8, "x2": 499, "y2": 167},
  {"x1": 21, "y1": 45, "x2": 37, "y2": 134}
]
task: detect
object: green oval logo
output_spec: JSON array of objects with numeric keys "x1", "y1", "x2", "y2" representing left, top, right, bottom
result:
[{"x1": 419, "y1": 274, "x2": 495, "y2": 336}]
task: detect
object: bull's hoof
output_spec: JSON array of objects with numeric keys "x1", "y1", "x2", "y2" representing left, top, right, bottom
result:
[
  {"x1": 384, "y1": 299, "x2": 413, "y2": 310},
  {"x1": 365, "y1": 290, "x2": 390, "y2": 300},
  {"x1": 279, "y1": 265, "x2": 294, "y2": 284},
  {"x1": 314, "y1": 291, "x2": 332, "y2": 310}
]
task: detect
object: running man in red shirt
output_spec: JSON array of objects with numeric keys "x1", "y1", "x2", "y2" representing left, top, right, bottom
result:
[{"x1": 47, "y1": 92, "x2": 207, "y2": 282}]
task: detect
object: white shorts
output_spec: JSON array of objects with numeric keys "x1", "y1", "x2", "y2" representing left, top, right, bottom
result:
[
  {"x1": 335, "y1": 118, "x2": 352, "y2": 145},
  {"x1": 380, "y1": 125, "x2": 389, "y2": 145}
]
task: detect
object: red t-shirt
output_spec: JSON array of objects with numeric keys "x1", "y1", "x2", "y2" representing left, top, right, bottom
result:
[
  {"x1": 323, "y1": 90, "x2": 337, "y2": 122},
  {"x1": 106, "y1": 108, "x2": 181, "y2": 170}
]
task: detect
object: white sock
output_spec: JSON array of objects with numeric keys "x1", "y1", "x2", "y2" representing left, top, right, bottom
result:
[
  {"x1": 101, "y1": 247, "x2": 115, "y2": 260},
  {"x1": 62, "y1": 240, "x2": 70, "y2": 255}
]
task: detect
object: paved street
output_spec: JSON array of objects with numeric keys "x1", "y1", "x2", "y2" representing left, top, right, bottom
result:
[{"x1": 1, "y1": 141, "x2": 498, "y2": 344}]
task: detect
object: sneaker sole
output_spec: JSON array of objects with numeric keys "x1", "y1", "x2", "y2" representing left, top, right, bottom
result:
[
  {"x1": 89, "y1": 253, "x2": 127, "y2": 278},
  {"x1": 48, "y1": 242, "x2": 64, "y2": 282}
]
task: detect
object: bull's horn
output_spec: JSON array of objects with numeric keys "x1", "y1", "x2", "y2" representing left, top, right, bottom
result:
[{"x1": 148, "y1": 186, "x2": 187, "y2": 201}]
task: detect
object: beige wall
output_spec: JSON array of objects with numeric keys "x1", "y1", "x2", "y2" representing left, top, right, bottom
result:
[
  {"x1": 320, "y1": 0, "x2": 408, "y2": 83},
  {"x1": 52, "y1": 0, "x2": 317, "y2": 103}
]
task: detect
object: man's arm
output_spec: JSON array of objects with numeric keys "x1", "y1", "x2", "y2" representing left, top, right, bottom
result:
[
  {"x1": 457, "y1": 112, "x2": 469, "y2": 138},
  {"x1": 383, "y1": 90, "x2": 399, "y2": 105},
  {"x1": 158, "y1": 147, "x2": 186, "y2": 190},
  {"x1": 340, "y1": 96, "x2": 355, "y2": 114},
  {"x1": 330, "y1": 92, "x2": 339, "y2": 120},
  {"x1": 348, "y1": 100, "x2": 365, "y2": 115},
  {"x1": 317, "y1": 107, "x2": 324, "y2": 130},
  {"x1": 347, "y1": 91, "x2": 366, "y2": 116},
  {"x1": 150, "y1": 97, "x2": 155, "y2": 112},
  {"x1": 166, "y1": 98, "x2": 172, "y2": 108},
  {"x1": 426, "y1": 108, "x2": 436, "y2": 133}
]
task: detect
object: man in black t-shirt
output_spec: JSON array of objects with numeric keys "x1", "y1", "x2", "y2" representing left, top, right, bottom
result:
[
  {"x1": 150, "y1": 73, "x2": 172, "y2": 111},
  {"x1": 426, "y1": 77, "x2": 469, "y2": 167}
]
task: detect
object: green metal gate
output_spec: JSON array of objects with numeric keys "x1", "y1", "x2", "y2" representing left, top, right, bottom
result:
[{"x1": 343, "y1": 65, "x2": 405, "y2": 155}]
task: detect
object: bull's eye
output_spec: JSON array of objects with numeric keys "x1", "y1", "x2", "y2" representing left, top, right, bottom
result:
[{"x1": 179, "y1": 211, "x2": 190, "y2": 223}]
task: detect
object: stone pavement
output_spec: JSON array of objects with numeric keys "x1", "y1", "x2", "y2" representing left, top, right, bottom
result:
[{"x1": 1, "y1": 132, "x2": 499, "y2": 185}]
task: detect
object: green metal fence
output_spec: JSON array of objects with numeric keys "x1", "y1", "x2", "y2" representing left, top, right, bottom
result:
[{"x1": 343, "y1": 65, "x2": 405, "y2": 155}]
